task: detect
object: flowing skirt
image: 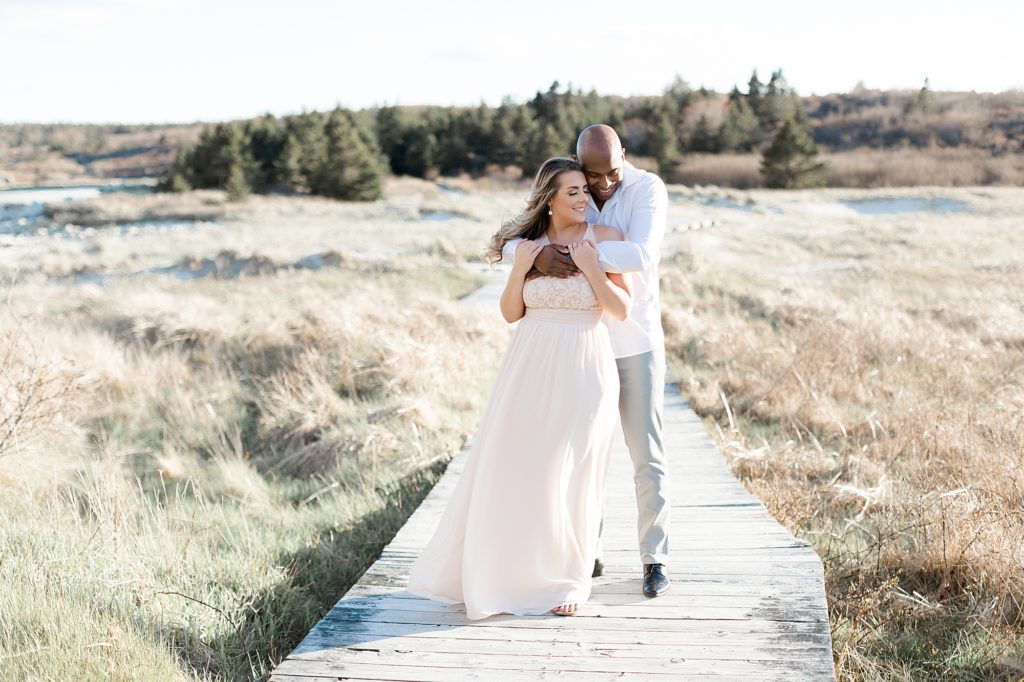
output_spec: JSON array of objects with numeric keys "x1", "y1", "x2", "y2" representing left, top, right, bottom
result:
[{"x1": 407, "y1": 308, "x2": 619, "y2": 620}]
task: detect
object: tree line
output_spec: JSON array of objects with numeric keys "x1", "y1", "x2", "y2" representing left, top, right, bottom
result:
[{"x1": 168, "y1": 71, "x2": 969, "y2": 198}]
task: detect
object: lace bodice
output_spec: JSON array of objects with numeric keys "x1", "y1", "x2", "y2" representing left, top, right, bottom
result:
[{"x1": 522, "y1": 225, "x2": 600, "y2": 311}]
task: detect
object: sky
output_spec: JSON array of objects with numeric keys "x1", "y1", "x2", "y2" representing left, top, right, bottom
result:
[{"x1": 2, "y1": 0, "x2": 1021, "y2": 124}]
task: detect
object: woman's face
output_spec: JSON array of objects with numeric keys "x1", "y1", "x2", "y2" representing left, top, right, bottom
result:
[{"x1": 548, "y1": 170, "x2": 589, "y2": 226}]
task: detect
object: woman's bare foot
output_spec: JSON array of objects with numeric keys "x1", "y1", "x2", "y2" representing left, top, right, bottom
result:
[{"x1": 551, "y1": 602, "x2": 579, "y2": 616}]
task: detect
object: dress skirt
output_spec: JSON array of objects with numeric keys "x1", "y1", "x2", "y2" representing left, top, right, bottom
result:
[{"x1": 407, "y1": 307, "x2": 620, "y2": 620}]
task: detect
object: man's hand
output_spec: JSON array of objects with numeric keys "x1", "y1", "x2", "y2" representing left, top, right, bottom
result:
[{"x1": 532, "y1": 244, "x2": 579, "y2": 279}]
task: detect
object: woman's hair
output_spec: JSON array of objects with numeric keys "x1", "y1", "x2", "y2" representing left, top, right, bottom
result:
[{"x1": 484, "y1": 157, "x2": 582, "y2": 264}]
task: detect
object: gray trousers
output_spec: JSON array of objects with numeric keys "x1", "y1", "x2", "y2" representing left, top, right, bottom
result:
[{"x1": 597, "y1": 349, "x2": 671, "y2": 565}]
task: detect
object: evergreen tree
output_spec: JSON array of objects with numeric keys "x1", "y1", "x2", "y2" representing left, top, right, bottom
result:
[
  {"x1": 759, "y1": 69, "x2": 800, "y2": 133},
  {"x1": 160, "y1": 147, "x2": 193, "y2": 191},
  {"x1": 225, "y1": 161, "x2": 250, "y2": 201},
  {"x1": 510, "y1": 106, "x2": 541, "y2": 170},
  {"x1": 488, "y1": 100, "x2": 521, "y2": 167},
  {"x1": 523, "y1": 123, "x2": 566, "y2": 175},
  {"x1": 405, "y1": 125, "x2": 438, "y2": 178},
  {"x1": 244, "y1": 114, "x2": 286, "y2": 190},
  {"x1": 184, "y1": 122, "x2": 257, "y2": 191},
  {"x1": 275, "y1": 132, "x2": 305, "y2": 190},
  {"x1": 904, "y1": 77, "x2": 935, "y2": 115},
  {"x1": 718, "y1": 96, "x2": 762, "y2": 152},
  {"x1": 664, "y1": 75, "x2": 696, "y2": 114},
  {"x1": 646, "y1": 103, "x2": 682, "y2": 171},
  {"x1": 747, "y1": 70, "x2": 764, "y2": 118},
  {"x1": 760, "y1": 117, "x2": 827, "y2": 189},
  {"x1": 688, "y1": 114, "x2": 719, "y2": 153},
  {"x1": 375, "y1": 106, "x2": 408, "y2": 174},
  {"x1": 310, "y1": 108, "x2": 386, "y2": 201}
]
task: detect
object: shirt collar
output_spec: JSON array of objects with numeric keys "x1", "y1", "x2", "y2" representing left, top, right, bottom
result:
[{"x1": 621, "y1": 160, "x2": 642, "y2": 188}]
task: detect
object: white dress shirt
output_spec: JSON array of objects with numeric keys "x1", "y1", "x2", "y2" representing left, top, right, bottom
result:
[{"x1": 586, "y1": 161, "x2": 667, "y2": 359}]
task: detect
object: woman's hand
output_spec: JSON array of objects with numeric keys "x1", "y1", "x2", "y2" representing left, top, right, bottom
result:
[
  {"x1": 568, "y1": 239, "x2": 599, "y2": 276},
  {"x1": 512, "y1": 239, "x2": 543, "y2": 276}
]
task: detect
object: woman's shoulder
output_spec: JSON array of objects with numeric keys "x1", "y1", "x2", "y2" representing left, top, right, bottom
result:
[{"x1": 591, "y1": 224, "x2": 623, "y2": 242}]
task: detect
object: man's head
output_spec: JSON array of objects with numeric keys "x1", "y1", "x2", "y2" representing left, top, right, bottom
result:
[{"x1": 575, "y1": 124, "x2": 625, "y2": 206}]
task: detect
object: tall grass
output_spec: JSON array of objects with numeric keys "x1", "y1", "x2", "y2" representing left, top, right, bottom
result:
[
  {"x1": 671, "y1": 148, "x2": 1024, "y2": 189},
  {"x1": 0, "y1": 189, "x2": 506, "y2": 680},
  {"x1": 659, "y1": 188, "x2": 1024, "y2": 680}
]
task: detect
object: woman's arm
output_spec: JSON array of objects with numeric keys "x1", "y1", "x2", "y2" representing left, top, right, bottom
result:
[
  {"x1": 569, "y1": 239, "x2": 632, "y2": 322},
  {"x1": 499, "y1": 240, "x2": 542, "y2": 323}
]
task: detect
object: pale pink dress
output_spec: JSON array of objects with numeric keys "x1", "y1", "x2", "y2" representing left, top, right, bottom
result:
[{"x1": 407, "y1": 225, "x2": 620, "y2": 619}]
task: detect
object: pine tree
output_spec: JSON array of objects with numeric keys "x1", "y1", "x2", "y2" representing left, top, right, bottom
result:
[
  {"x1": 275, "y1": 132, "x2": 305, "y2": 191},
  {"x1": 159, "y1": 147, "x2": 193, "y2": 192},
  {"x1": 225, "y1": 161, "x2": 250, "y2": 201},
  {"x1": 759, "y1": 69, "x2": 800, "y2": 133},
  {"x1": 904, "y1": 77, "x2": 935, "y2": 115},
  {"x1": 688, "y1": 114, "x2": 719, "y2": 153},
  {"x1": 488, "y1": 101, "x2": 521, "y2": 167},
  {"x1": 718, "y1": 96, "x2": 762, "y2": 152},
  {"x1": 310, "y1": 108, "x2": 386, "y2": 201},
  {"x1": 646, "y1": 104, "x2": 682, "y2": 173},
  {"x1": 510, "y1": 106, "x2": 540, "y2": 171},
  {"x1": 405, "y1": 126, "x2": 438, "y2": 178},
  {"x1": 664, "y1": 75, "x2": 696, "y2": 113},
  {"x1": 747, "y1": 70, "x2": 764, "y2": 119},
  {"x1": 760, "y1": 118, "x2": 827, "y2": 189},
  {"x1": 244, "y1": 114, "x2": 286, "y2": 190},
  {"x1": 523, "y1": 123, "x2": 566, "y2": 175},
  {"x1": 376, "y1": 106, "x2": 411, "y2": 174}
]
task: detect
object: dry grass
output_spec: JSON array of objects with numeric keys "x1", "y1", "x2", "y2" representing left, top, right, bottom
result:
[
  {"x1": 658, "y1": 185, "x2": 1024, "y2": 680},
  {"x1": 670, "y1": 148, "x2": 1024, "y2": 189},
  {"x1": 0, "y1": 185, "x2": 508, "y2": 680},
  {"x1": 7, "y1": 179, "x2": 1024, "y2": 679}
]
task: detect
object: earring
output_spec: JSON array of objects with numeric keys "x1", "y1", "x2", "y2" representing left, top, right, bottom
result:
[{"x1": 547, "y1": 208, "x2": 553, "y2": 215}]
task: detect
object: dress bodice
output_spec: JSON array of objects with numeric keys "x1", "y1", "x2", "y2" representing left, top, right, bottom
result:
[{"x1": 522, "y1": 224, "x2": 600, "y2": 311}]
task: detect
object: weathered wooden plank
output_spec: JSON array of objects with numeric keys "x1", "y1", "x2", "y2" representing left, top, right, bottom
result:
[
  {"x1": 294, "y1": 631, "x2": 833, "y2": 659},
  {"x1": 274, "y1": 653, "x2": 836, "y2": 680},
  {"x1": 297, "y1": 620, "x2": 833, "y2": 649}
]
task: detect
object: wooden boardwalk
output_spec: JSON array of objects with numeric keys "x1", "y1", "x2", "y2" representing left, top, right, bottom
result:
[{"x1": 271, "y1": 272, "x2": 836, "y2": 681}]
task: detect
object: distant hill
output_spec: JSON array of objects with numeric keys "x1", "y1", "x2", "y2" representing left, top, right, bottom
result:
[{"x1": 3, "y1": 77, "x2": 1023, "y2": 189}]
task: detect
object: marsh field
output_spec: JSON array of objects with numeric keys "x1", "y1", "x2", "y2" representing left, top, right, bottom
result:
[{"x1": 1, "y1": 178, "x2": 1023, "y2": 681}]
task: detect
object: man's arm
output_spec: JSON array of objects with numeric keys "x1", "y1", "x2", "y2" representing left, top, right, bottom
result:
[
  {"x1": 620, "y1": 177, "x2": 668, "y2": 273},
  {"x1": 596, "y1": 241, "x2": 645, "y2": 273},
  {"x1": 501, "y1": 238, "x2": 522, "y2": 264},
  {"x1": 502, "y1": 238, "x2": 577, "y2": 277}
]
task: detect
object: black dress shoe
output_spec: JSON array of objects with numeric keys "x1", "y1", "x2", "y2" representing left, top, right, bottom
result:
[
  {"x1": 592, "y1": 558, "x2": 604, "y2": 578},
  {"x1": 643, "y1": 563, "x2": 670, "y2": 597}
]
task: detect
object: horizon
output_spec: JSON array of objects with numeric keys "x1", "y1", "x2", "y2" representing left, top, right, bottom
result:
[{"x1": 3, "y1": 0, "x2": 1022, "y2": 125}]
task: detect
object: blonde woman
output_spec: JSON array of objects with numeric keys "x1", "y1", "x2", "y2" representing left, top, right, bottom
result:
[{"x1": 407, "y1": 157, "x2": 631, "y2": 618}]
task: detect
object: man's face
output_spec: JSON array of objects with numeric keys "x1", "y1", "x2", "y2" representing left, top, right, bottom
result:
[{"x1": 580, "y1": 150, "x2": 625, "y2": 204}]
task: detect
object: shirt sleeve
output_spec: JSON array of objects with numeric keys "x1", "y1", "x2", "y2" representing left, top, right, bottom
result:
[
  {"x1": 624, "y1": 176, "x2": 668, "y2": 272},
  {"x1": 501, "y1": 238, "x2": 522, "y2": 265},
  {"x1": 596, "y1": 241, "x2": 646, "y2": 273}
]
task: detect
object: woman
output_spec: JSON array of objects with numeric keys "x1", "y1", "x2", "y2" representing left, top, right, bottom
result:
[{"x1": 407, "y1": 158, "x2": 631, "y2": 618}]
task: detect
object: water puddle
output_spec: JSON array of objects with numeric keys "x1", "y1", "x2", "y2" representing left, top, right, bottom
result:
[
  {"x1": 841, "y1": 197, "x2": 970, "y2": 215},
  {"x1": 0, "y1": 182, "x2": 154, "y2": 236}
]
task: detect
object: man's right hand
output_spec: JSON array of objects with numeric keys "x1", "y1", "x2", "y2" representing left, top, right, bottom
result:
[{"x1": 533, "y1": 244, "x2": 579, "y2": 279}]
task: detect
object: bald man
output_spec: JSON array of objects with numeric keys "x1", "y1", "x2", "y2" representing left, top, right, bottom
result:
[{"x1": 502, "y1": 125, "x2": 671, "y2": 598}]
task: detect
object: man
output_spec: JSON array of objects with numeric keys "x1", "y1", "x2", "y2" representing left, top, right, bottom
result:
[{"x1": 503, "y1": 124, "x2": 670, "y2": 597}]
